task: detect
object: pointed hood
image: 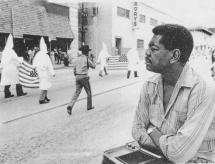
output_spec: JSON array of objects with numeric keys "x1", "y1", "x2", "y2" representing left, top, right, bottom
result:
[
  {"x1": 0, "y1": 34, "x2": 21, "y2": 67},
  {"x1": 102, "y1": 42, "x2": 108, "y2": 52},
  {"x1": 4, "y1": 34, "x2": 14, "y2": 51},
  {"x1": 39, "y1": 37, "x2": 47, "y2": 54},
  {"x1": 99, "y1": 42, "x2": 109, "y2": 59},
  {"x1": 33, "y1": 37, "x2": 51, "y2": 68}
]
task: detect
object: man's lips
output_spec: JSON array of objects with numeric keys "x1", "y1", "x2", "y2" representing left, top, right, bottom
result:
[{"x1": 145, "y1": 57, "x2": 151, "y2": 65}]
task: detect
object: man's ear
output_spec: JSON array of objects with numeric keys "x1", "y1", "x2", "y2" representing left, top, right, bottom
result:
[{"x1": 170, "y1": 49, "x2": 181, "y2": 64}]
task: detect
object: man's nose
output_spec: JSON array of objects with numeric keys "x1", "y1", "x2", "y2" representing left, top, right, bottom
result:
[{"x1": 145, "y1": 49, "x2": 151, "y2": 57}]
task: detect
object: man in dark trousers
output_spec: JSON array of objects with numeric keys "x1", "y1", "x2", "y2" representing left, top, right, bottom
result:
[{"x1": 67, "y1": 45, "x2": 96, "y2": 115}]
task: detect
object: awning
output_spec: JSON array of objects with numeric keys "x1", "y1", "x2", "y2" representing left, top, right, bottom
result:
[
  {"x1": 0, "y1": 3, "x2": 74, "y2": 41},
  {"x1": 48, "y1": 13, "x2": 74, "y2": 40},
  {"x1": 207, "y1": 34, "x2": 215, "y2": 47},
  {"x1": 12, "y1": 5, "x2": 50, "y2": 38}
]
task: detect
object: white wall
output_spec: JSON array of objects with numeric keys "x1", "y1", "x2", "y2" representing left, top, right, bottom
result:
[
  {"x1": 82, "y1": 1, "x2": 180, "y2": 57},
  {"x1": 84, "y1": 2, "x2": 112, "y2": 58},
  {"x1": 69, "y1": 4, "x2": 79, "y2": 52},
  {"x1": 112, "y1": 1, "x2": 134, "y2": 49},
  {"x1": 111, "y1": 2, "x2": 180, "y2": 54}
]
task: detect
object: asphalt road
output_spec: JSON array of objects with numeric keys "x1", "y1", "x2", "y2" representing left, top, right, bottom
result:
[
  {"x1": 0, "y1": 67, "x2": 148, "y2": 164},
  {"x1": 0, "y1": 58, "x2": 213, "y2": 164}
]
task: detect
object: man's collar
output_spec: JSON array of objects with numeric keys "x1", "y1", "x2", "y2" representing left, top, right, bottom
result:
[
  {"x1": 176, "y1": 64, "x2": 194, "y2": 87},
  {"x1": 147, "y1": 64, "x2": 195, "y2": 88}
]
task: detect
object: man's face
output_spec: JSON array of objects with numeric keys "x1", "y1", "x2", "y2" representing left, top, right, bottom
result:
[{"x1": 145, "y1": 35, "x2": 173, "y2": 73}]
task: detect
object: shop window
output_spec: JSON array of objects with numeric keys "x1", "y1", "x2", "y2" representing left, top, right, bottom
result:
[
  {"x1": 117, "y1": 7, "x2": 130, "y2": 19},
  {"x1": 137, "y1": 39, "x2": 144, "y2": 48},
  {"x1": 150, "y1": 18, "x2": 158, "y2": 26}
]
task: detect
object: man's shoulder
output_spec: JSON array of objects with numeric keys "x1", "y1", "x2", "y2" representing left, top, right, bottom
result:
[
  {"x1": 75, "y1": 55, "x2": 85, "y2": 60},
  {"x1": 188, "y1": 69, "x2": 215, "y2": 98}
]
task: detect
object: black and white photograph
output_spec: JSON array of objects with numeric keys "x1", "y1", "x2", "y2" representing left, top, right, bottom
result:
[{"x1": 0, "y1": 0, "x2": 215, "y2": 163}]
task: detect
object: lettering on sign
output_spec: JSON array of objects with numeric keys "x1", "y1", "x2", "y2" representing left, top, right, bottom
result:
[{"x1": 132, "y1": 2, "x2": 139, "y2": 30}]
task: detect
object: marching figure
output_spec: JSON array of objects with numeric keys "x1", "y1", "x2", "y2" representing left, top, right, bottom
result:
[
  {"x1": 126, "y1": 47, "x2": 140, "y2": 78},
  {"x1": 0, "y1": 34, "x2": 27, "y2": 98},
  {"x1": 67, "y1": 45, "x2": 96, "y2": 115},
  {"x1": 33, "y1": 37, "x2": 55, "y2": 104},
  {"x1": 97, "y1": 42, "x2": 109, "y2": 77}
]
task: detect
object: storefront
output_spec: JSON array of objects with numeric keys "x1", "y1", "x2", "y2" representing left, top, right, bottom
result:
[{"x1": 0, "y1": 0, "x2": 74, "y2": 57}]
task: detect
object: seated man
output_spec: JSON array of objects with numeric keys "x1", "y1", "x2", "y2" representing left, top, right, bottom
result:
[{"x1": 132, "y1": 24, "x2": 215, "y2": 163}]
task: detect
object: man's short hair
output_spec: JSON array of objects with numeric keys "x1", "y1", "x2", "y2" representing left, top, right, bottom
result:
[{"x1": 152, "y1": 24, "x2": 193, "y2": 63}]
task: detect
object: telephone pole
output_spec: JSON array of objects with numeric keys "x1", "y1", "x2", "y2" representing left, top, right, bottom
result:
[{"x1": 80, "y1": 3, "x2": 88, "y2": 45}]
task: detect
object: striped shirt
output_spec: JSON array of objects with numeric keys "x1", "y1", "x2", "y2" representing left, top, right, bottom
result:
[{"x1": 132, "y1": 64, "x2": 215, "y2": 163}]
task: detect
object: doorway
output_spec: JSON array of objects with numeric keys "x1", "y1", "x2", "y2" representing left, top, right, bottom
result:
[{"x1": 115, "y1": 37, "x2": 121, "y2": 56}]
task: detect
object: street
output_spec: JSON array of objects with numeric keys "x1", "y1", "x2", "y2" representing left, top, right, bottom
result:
[
  {"x1": 1, "y1": 60, "x2": 213, "y2": 164},
  {"x1": 0, "y1": 64, "x2": 151, "y2": 164}
]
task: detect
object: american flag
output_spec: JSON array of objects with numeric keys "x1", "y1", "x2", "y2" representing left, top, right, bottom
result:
[{"x1": 18, "y1": 61, "x2": 39, "y2": 88}]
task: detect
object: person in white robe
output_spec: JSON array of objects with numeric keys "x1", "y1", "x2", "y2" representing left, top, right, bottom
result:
[
  {"x1": 0, "y1": 34, "x2": 27, "y2": 98},
  {"x1": 126, "y1": 47, "x2": 140, "y2": 78},
  {"x1": 33, "y1": 37, "x2": 55, "y2": 104},
  {"x1": 97, "y1": 42, "x2": 110, "y2": 77}
]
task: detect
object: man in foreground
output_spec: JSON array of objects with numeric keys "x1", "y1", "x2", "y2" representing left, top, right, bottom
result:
[{"x1": 132, "y1": 24, "x2": 215, "y2": 163}]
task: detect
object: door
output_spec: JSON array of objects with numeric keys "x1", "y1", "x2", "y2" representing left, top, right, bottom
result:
[{"x1": 115, "y1": 37, "x2": 121, "y2": 56}]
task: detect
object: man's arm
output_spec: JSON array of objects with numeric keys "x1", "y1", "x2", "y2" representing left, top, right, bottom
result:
[
  {"x1": 147, "y1": 125, "x2": 162, "y2": 148},
  {"x1": 155, "y1": 82, "x2": 215, "y2": 163},
  {"x1": 132, "y1": 83, "x2": 156, "y2": 147},
  {"x1": 87, "y1": 57, "x2": 96, "y2": 69}
]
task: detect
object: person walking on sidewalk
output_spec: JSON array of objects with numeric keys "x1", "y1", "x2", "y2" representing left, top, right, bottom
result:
[
  {"x1": 126, "y1": 47, "x2": 140, "y2": 79},
  {"x1": 0, "y1": 34, "x2": 27, "y2": 98},
  {"x1": 97, "y1": 42, "x2": 109, "y2": 77},
  {"x1": 33, "y1": 37, "x2": 55, "y2": 104},
  {"x1": 67, "y1": 45, "x2": 96, "y2": 115}
]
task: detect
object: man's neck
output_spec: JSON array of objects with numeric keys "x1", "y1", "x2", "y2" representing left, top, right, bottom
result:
[{"x1": 162, "y1": 63, "x2": 184, "y2": 86}]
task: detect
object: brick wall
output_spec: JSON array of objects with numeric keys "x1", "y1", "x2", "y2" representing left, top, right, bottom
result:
[
  {"x1": 0, "y1": 0, "x2": 76, "y2": 41},
  {"x1": 0, "y1": 1, "x2": 12, "y2": 34},
  {"x1": 48, "y1": 13, "x2": 73, "y2": 39},
  {"x1": 12, "y1": 5, "x2": 49, "y2": 38}
]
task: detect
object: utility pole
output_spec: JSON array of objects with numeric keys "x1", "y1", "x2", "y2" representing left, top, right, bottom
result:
[{"x1": 80, "y1": 3, "x2": 88, "y2": 45}]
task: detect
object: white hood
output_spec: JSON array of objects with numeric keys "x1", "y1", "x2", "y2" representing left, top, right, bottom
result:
[
  {"x1": 39, "y1": 37, "x2": 48, "y2": 54},
  {"x1": 33, "y1": 37, "x2": 50, "y2": 68},
  {"x1": 98, "y1": 42, "x2": 109, "y2": 59},
  {"x1": 0, "y1": 34, "x2": 22, "y2": 67}
]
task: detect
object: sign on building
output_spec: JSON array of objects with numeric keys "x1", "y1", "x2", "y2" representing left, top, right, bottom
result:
[{"x1": 132, "y1": 2, "x2": 139, "y2": 30}]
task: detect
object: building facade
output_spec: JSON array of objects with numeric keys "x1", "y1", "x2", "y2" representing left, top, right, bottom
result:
[{"x1": 81, "y1": 1, "x2": 180, "y2": 59}]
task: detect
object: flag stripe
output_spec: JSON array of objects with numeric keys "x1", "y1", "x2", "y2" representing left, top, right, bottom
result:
[
  {"x1": 19, "y1": 69, "x2": 34, "y2": 78},
  {"x1": 19, "y1": 80, "x2": 39, "y2": 86},
  {"x1": 19, "y1": 69, "x2": 38, "y2": 79},
  {"x1": 18, "y1": 61, "x2": 39, "y2": 88},
  {"x1": 19, "y1": 81, "x2": 39, "y2": 88},
  {"x1": 19, "y1": 74, "x2": 39, "y2": 84},
  {"x1": 21, "y1": 61, "x2": 35, "y2": 70},
  {"x1": 19, "y1": 65, "x2": 33, "y2": 73}
]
